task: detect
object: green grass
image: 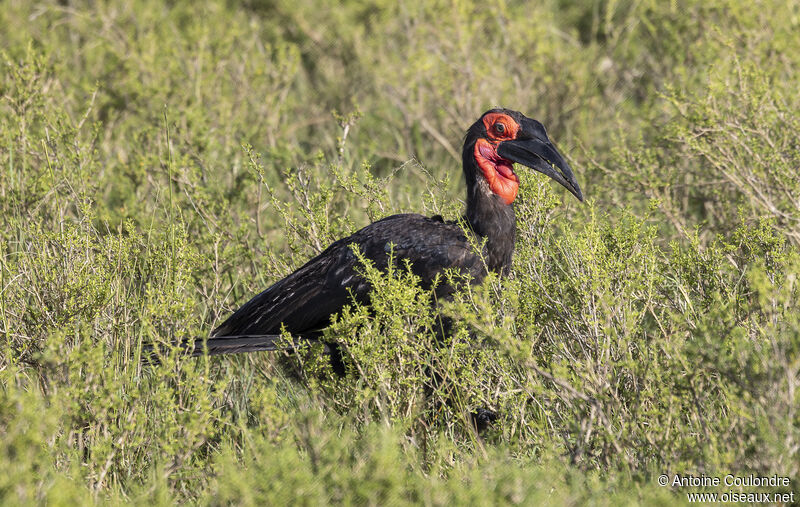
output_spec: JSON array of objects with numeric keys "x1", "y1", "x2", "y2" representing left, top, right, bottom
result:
[{"x1": 1, "y1": 0, "x2": 798, "y2": 504}]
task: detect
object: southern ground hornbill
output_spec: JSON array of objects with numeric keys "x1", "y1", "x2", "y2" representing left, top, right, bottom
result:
[{"x1": 198, "y1": 109, "x2": 583, "y2": 374}]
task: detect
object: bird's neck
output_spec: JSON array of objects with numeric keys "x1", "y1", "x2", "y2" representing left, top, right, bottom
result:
[{"x1": 465, "y1": 177, "x2": 517, "y2": 274}]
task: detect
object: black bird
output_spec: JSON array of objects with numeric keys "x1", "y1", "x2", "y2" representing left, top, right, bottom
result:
[{"x1": 198, "y1": 109, "x2": 582, "y2": 358}]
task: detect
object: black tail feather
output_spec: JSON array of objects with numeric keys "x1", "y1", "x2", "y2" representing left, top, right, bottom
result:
[
  {"x1": 191, "y1": 334, "x2": 291, "y2": 356},
  {"x1": 142, "y1": 333, "x2": 324, "y2": 362}
]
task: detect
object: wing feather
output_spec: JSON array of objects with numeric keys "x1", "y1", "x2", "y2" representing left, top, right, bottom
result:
[{"x1": 210, "y1": 214, "x2": 485, "y2": 339}]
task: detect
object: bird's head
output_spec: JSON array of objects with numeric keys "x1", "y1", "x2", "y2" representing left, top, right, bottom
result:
[{"x1": 463, "y1": 108, "x2": 583, "y2": 205}]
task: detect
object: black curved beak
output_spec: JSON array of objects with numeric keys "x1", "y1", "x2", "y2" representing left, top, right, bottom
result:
[{"x1": 497, "y1": 118, "x2": 583, "y2": 202}]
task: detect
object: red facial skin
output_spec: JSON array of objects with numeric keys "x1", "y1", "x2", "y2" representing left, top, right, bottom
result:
[{"x1": 473, "y1": 113, "x2": 520, "y2": 205}]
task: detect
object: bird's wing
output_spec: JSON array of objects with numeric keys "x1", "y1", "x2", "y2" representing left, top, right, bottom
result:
[
  {"x1": 210, "y1": 214, "x2": 485, "y2": 339},
  {"x1": 348, "y1": 213, "x2": 487, "y2": 294}
]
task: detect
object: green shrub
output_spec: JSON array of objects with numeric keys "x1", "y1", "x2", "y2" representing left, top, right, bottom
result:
[{"x1": 0, "y1": 0, "x2": 798, "y2": 503}]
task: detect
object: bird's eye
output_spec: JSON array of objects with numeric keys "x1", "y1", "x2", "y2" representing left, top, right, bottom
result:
[{"x1": 495, "y1": 123, "x2": 505, "y2": 134}]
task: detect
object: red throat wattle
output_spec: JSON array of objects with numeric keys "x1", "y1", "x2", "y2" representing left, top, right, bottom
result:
[{"x1": 474, "y1": 138, "x2": 519, "y2": 205}]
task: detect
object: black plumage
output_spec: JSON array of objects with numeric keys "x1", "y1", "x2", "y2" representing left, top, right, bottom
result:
[{"x1": 197, "y1": 108, "x2": 582, "y2": 357}]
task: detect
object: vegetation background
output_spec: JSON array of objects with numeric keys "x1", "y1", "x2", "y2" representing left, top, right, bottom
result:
[{"x1": 1, "y1": 0, "x2": 798, "y2": 504}]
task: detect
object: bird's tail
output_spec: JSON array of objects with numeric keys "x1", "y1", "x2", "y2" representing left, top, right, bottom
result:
[
  {"x1": 141, "y1": 334, "x2": 304, "y2": 363},
  {"x1": 190, "y1": 334, "x2": 293, "y2": 356}
]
